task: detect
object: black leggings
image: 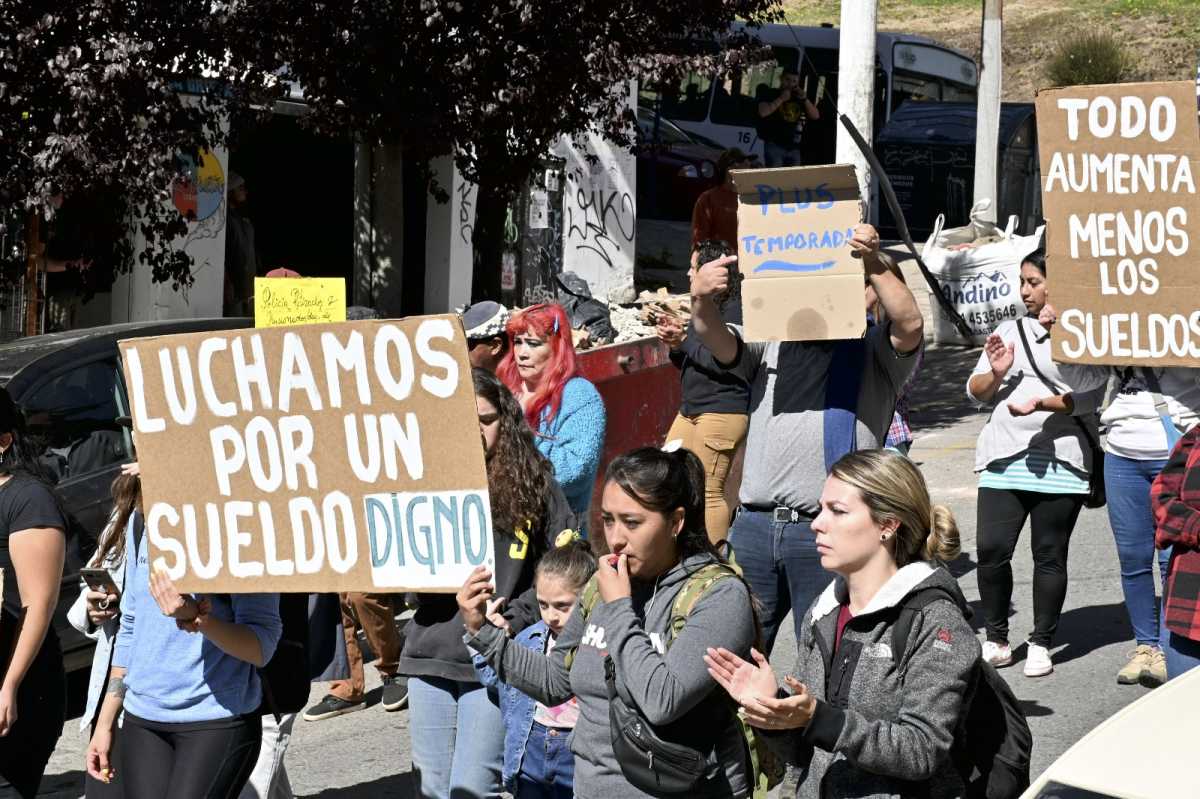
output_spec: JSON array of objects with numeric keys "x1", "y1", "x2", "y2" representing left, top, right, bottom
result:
[
  {"x1": 976, "y1": 487, "x2": 1085, "y2": 647},
  {"x1": 121, "y1": 712, "x2": 261, "y2": 799},
  {"x1": 0, "y1": 633, "x2": 65, "y2": 799}
]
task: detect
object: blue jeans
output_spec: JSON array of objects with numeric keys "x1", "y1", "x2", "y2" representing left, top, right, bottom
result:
[
  {"x1": 515, "y1": 722, "x2": 574, "y2": 799},
  {"x1": 408, "y1": 676, "x2": 505, "y2": 799},
  {"x1": 727, "y1": 507, "x2": 832, "y2": 653},
  {"x1": 1165, "y1": 632, "x2": 1200, "y2": 679},
  {"x1": 763, "y1": 141, "x2": 802, "y2": 167},
  {"x1": 1104, "y1": 454, "x2": 1171, "y2": 648}
]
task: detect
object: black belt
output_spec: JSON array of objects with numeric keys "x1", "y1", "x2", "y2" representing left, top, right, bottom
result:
[{"x1": 742, "y1": 504, "x2": 813, "y2": 523}]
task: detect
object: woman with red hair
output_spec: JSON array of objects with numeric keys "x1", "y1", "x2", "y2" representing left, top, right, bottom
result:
[{"x1": 498, "y1": 303, "x2": 606, "y2": 526}]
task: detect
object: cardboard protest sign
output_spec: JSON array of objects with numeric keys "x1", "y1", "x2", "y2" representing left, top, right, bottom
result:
[
  {"x1": 730, "y1": 165, "x2": 865, "y2": 342},
  {"x1": 254, "y1": 277, "x2": 347, "y2": 328},
  {"x1": 1037, "y1": 80, "x2": 1200, "y2": 366},
  {"x1": 118, "y1": 316, "x2": 494, "y2": 593}
]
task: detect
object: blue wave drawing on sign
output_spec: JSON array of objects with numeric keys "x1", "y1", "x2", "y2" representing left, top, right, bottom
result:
[{"x1": 753, "y1": 260, "x2": 837, "y2": 274}]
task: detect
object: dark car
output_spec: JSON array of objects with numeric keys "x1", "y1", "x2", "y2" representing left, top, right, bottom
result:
[
  {"x1": 0, "y1": 317, "x2": 252, "y2": 673},
  {"x1": 636, "y1": 105, "x2": 724, "y2": 221}
]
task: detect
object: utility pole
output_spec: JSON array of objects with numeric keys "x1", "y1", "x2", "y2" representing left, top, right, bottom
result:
[
  {"x1": 974, "y1": 0, "x2": 1003, "y2": 223},
  {"x1": 835, "y1": 0, "x2": 878, "y2": 209}
]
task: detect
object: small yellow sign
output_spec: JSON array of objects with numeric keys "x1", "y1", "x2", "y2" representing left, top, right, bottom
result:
[{"x1": 254, "y1": 277, "x2": 347, "y2": 328}]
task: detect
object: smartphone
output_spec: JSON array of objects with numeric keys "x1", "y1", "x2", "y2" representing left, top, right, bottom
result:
[{"x1": 80, "y1": 568, "x2": 119, "y2": 596}]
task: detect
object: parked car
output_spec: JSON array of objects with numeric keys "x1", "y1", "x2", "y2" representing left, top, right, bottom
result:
[
  {"x1": 0, "y1": 317, "x2": 252, "y2": 674},
  {"x1": 635, "y1": 105, "x2": 724, "y2": 221},
  {"x1": 1020, "y1": 663, "x2": 1200, "y2": 798}
]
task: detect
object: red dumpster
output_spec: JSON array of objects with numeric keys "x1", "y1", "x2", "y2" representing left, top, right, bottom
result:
[{"x1": 575, "y1": 336, "x2": 681, "y2": 545}]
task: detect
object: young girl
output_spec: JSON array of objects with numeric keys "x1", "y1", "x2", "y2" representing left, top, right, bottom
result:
[{"x1": 473, "y1": 536, "x2": 596, "y2": 799}]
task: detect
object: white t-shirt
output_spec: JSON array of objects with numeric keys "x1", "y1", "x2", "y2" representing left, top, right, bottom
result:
[{"x1": 1059, "y1": 364, "x2": 1200, "y2": 460}]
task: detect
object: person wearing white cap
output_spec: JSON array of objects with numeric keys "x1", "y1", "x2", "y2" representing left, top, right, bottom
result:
[{"x1": 462, "y1": 301, "x2": 511, "y2": 373}]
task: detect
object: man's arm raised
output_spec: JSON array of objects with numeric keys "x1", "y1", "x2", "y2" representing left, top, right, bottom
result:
[
  {"x1": 852, "y1": 225, "x2": 923, "y2": 353},
  {"x1": 689, "y1": 255, "x2": 740, "y2": 365}
]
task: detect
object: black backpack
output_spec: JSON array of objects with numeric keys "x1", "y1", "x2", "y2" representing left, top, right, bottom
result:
[
  {"x1": 892, "y1": 587, "x2": 1033, "y2": 799},
  {"x1": 129, "y1": 513, "x2": 310, "y2": 719}
]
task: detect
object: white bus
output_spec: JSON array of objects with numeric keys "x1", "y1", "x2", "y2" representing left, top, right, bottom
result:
[{"x1": 642, "y1": 23, "x2": 979, "y2": 167}]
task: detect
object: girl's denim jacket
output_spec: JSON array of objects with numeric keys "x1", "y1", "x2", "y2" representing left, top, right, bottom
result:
[{"x1": 473, "y1": 620, "x2": 573, "y2": 790}]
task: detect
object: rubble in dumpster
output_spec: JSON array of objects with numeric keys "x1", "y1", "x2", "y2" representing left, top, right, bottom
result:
[{"x1": 604, "y1": 288, "x2": 691, "y2": 346}]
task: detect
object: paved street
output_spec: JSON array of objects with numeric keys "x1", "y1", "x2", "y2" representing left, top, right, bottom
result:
[{"x1": 32, "y1": 344, "x2": 1155, "y2": 798}]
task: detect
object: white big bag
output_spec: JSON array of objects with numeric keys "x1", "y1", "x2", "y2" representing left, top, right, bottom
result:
[{"x1": 923, "y1": 200, "x2": 1045, "y2": 346}]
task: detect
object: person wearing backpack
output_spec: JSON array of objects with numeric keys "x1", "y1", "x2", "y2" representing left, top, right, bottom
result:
[
  {"x1": 458, "y1": 446, "x2": 761, "y2": 798},
  {"x1": 706, "y1": 450, "x2": 991, "y2": 799},
  {"x1": 1045, "y1": 302, "x2": 1200, "y2": 686},
  {"x1": 965, "y1": 252, "x2": 1106, "y2": 678},
  {"x1": 84, "y1": 501, "x2": 283, "y2": 798}
]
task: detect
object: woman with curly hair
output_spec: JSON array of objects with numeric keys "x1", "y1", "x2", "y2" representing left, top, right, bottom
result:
[
  {"x1": 401, "y1": 368, "x2": 577, "y2": 799},
  {"x1": 498, "y1": 303, "x2": 606, "y2": 524}
]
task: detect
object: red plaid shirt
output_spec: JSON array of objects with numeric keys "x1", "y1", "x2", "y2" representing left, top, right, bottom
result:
[{"x1": 1151, "y1": 425, "x2": 1200, "y2": 641}]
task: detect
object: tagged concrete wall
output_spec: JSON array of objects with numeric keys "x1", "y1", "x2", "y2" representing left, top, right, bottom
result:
[
  {"x1": 437, "y1": 84, "x2": 639, "y2": 306},
  {"x1": 552, "y1": 84, "x2": 638, "y2": 303}
]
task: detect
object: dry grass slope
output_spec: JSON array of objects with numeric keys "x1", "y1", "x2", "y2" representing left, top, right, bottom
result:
[{"x1": 781, "y1": 0, "x2": 1200, "y2": 101}]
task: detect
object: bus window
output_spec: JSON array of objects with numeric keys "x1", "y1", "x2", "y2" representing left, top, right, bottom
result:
[
  {"x1": 641, "y1": 73, "x2": 714, "y2": 122},
  {"x1": 711, "y1": 46, "x2": 800, "y2": 129}
]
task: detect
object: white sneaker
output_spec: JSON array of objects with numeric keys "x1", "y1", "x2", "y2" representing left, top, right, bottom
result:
[
  {"x1": 1024, "y1": 643, "x2": 1054, "y2": 677},
  {"x1": 982, "y1": 640, "x2": 1013, "y2": 667}
]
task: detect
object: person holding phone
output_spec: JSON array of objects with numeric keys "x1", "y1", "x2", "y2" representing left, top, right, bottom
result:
[
  {"x1": 0, "y1": 387, "x2": 68, "y2": 799},
  {"x1": 68, "y1": 463, "x2": 141, "y2": 798}
]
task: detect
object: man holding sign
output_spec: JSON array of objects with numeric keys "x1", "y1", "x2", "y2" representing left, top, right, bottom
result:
[
  {"x1": 690, "y1": 213, "x2": 923, "y2": 651},
  {"x1": 1038, "y1": 80, "x2": 1200, "y2": 686}
]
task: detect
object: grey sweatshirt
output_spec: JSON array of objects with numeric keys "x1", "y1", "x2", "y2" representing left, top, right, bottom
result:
[
  {"x1": 467, "y1": 553, "x2": 756, "y2": 798},
  {"x1": 770, "y1": 562, "x2": 979, "y2": 799}
]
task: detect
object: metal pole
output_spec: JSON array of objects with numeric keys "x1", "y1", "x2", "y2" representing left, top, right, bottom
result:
[
  {"x1": 974, "y1": 0, "x2": 1003, "y2": 223},
  {"x1": 836, "y1": 0, "x2": 878, "y2": 210}
]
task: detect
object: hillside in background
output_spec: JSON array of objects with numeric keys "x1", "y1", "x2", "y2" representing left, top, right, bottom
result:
[{"x1": 783, "y1": 0, "x2": 1200, "y2": 102}]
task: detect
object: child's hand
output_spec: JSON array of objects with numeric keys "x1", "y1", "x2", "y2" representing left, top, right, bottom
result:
[{"x1": 485, "y1": 598, "x2": 511, "y2": 636}]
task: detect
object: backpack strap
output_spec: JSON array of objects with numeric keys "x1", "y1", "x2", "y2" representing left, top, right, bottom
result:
[
  {"x1": 666, "y1": 563, "x2": 737, "y2": 649},
  {"x1": 890, "y1": 586, "x2": 960, "y2": 667}
]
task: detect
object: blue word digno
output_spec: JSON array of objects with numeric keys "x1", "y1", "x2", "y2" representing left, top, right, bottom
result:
[
  {"x1": 742, "y1": 227, "x2": 857, "y2": 256},
  {"x1": 754, "y1": 183, "x2": 836, "y2": 215},
  {"x1": 365, "y1": 490, "x2": 490, "y2": 576}
]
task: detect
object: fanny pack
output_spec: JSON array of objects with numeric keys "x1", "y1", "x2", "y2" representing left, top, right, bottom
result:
[{"x1": 605, "y1": 655, "x2": 708, "y2": 793}]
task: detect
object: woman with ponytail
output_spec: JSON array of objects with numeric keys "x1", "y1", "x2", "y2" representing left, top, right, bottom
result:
[
  {"x1": 706, "y1": 449, "x2": 979, "y2": 799},
  {"x1": 459, "y1": 446, "x2": 759, "y2": 798}
]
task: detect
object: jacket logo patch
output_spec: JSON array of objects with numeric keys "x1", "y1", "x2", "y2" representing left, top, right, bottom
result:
[
  {"x1": 581, "y1": 623, "x2": 607, "y2": 650},
  {"x1": 932, "y1": 629, "x2": 954, "y2": 652},
  {"x1": 649, "y1": 632, "x2": 665, "y2": 654},
  {"x1": 864, "y1": 642, "x2": 892, "y2": 659}
]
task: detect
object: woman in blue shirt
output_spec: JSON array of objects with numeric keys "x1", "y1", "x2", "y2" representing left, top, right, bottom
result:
[
  {"x1": 86, "y1": 498, "x2": 282, "y2": 799},
  {"x1": 498, "y1": 303, "x2": 606, "y2": 526}
]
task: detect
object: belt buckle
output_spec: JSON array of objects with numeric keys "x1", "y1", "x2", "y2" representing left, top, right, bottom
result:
[{"x1": 773, "y1": 507, "x2": 793, "y2": 523}]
